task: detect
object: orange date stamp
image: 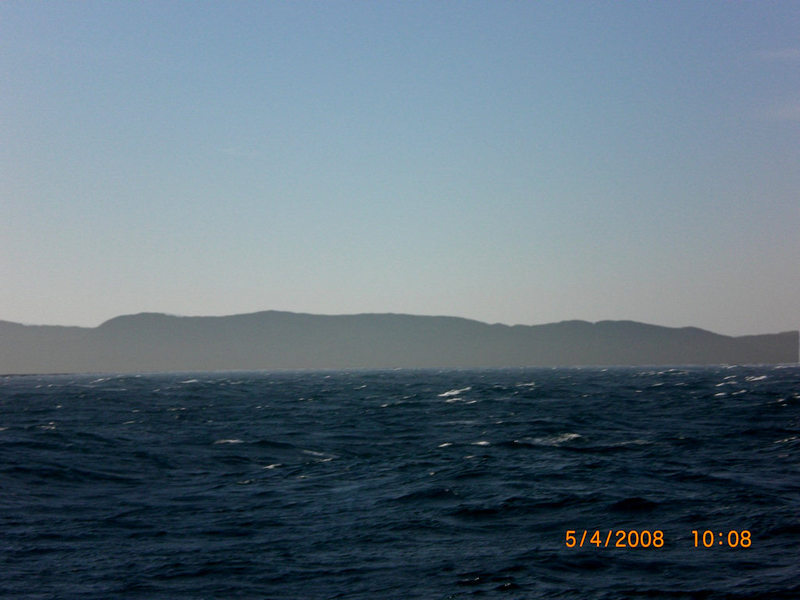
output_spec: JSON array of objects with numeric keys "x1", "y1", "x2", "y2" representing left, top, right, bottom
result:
[
  {"x1": 565, "y1": 529, "x2": 752, "y2": 548},
  {"x1": 565, "y1": 529, "x2": 664, "y2": 548},
  {"x1": 691, "y1": 530, "x2": 751, "y2": 548}
]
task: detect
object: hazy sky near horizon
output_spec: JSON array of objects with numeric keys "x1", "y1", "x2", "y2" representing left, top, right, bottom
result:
[{"x1": 2, "y1": 1, "x2": 798, "y2": 336}]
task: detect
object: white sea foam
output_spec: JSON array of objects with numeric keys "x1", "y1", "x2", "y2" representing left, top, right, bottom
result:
[
  {"x1": 745, "y1": 375, "x2": 768, "y2": 381},
  {"x1": 445, "y1": 396, "x2": 476, "y2": 404},
  {"x1": 302, "y1": 449, "x2": 335, "y2": 461},
  {"x1": 438, "y1": 387, "x2": 471, "y2": 398},
  {"x1": 180, "y1": 379, "x2": 200, "y2": 384},
  {"x1": 303, "y1": 449, "x2": 328, "y2": 457},
  {"x1": 213, "y1": 439, "x2": 244, "y2": 444},
  {"x1": 530, "y1": 433, "x2": 582, "y2": 446},
  {"x1": 612, "y1": 438, "x2": 652, "y2": 447},
  {"x1": 775, "y1": 436, "x2": 798, "y2": 444},
  {"x1": 472, "y1": 440, "x2": 491, "y2": 446}
]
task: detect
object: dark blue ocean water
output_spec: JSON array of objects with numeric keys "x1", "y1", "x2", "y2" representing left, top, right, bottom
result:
[{"x1": 1, "y1": 366, "x2": 798, "y2": 599}]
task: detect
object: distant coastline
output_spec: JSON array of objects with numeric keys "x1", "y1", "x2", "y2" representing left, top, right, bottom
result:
[{"x1": 1, "y1": 311, "x2": 797, "y2": 375}]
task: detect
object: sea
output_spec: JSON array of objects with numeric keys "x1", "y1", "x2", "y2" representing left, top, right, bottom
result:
[{"x1": 1, "y1": 365, "x2": 798, "y2": 599}]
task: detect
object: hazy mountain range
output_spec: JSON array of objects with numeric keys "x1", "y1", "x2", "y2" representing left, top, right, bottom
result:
[{"x1": 0, "y1": 311, "x2": 797, "y2": 374}]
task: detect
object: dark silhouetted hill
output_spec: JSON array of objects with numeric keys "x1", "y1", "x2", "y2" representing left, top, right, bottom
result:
[{"x1": 0, "y1": 311, "x2": 797, "y2": 374}]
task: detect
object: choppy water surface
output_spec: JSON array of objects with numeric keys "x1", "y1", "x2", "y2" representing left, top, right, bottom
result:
[{"x1": 1, "y1": 366, "x2": 799, "y2": 599}]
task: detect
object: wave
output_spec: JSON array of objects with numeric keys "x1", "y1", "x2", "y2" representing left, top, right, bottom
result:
[{"x1": 437, "y1": 386, "x2": 471, "y2": 398}]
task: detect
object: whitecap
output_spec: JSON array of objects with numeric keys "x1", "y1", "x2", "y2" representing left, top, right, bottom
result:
[
  {"x1": 262, "y1": 463, "x2": 282, "y2": 469},
  {"x1": 437, "y1": 442, "x2": 452, "y2": 448},
  {"x1": 530, "y1": 432, "x2": 582, "y2": 446},
  {"x1": 612, "y1": 438, "x2": 652, "y2": 447},
  {"x1": 445, "y1": 396, "x2": 476, "y2": 404},
  {"x1": 213, "y1": 439, "x2": 244, "y2": 444},
  {"x1": 745, "y1": 375, "x2": 767, "y2": 381},
  {"x1": 303, "y1": 449, "x2": 327, "y2": 457},
  {"x1": 438, "y1": 387, "x2": 472, "y2": 398},
  {"x1": 302, "y1": 449, "x2": 336, "y2": 461},
  {"x1": 774, "y1": 436, "x2": 798, "y2": 444},
  {"x1": 180, "y1": 379, "x2": 200, "y2": 384},
  {"x1": 472, "y1": 440, "x2": 491, "y2": 446}
]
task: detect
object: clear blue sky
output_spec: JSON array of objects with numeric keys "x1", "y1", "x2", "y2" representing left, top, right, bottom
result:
[{"x1": 2, "y1": 1, "x2": 798, "y2": 335}]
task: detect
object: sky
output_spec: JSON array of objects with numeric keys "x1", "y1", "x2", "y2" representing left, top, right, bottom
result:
[{"x1": 1, "y1": 1, "x2": 798, "y2": 336}]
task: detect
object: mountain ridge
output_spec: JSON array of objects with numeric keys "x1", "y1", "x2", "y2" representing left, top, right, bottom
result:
[{"x1": 1, "y1": 311, "x2": 797, "y2": 374}]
